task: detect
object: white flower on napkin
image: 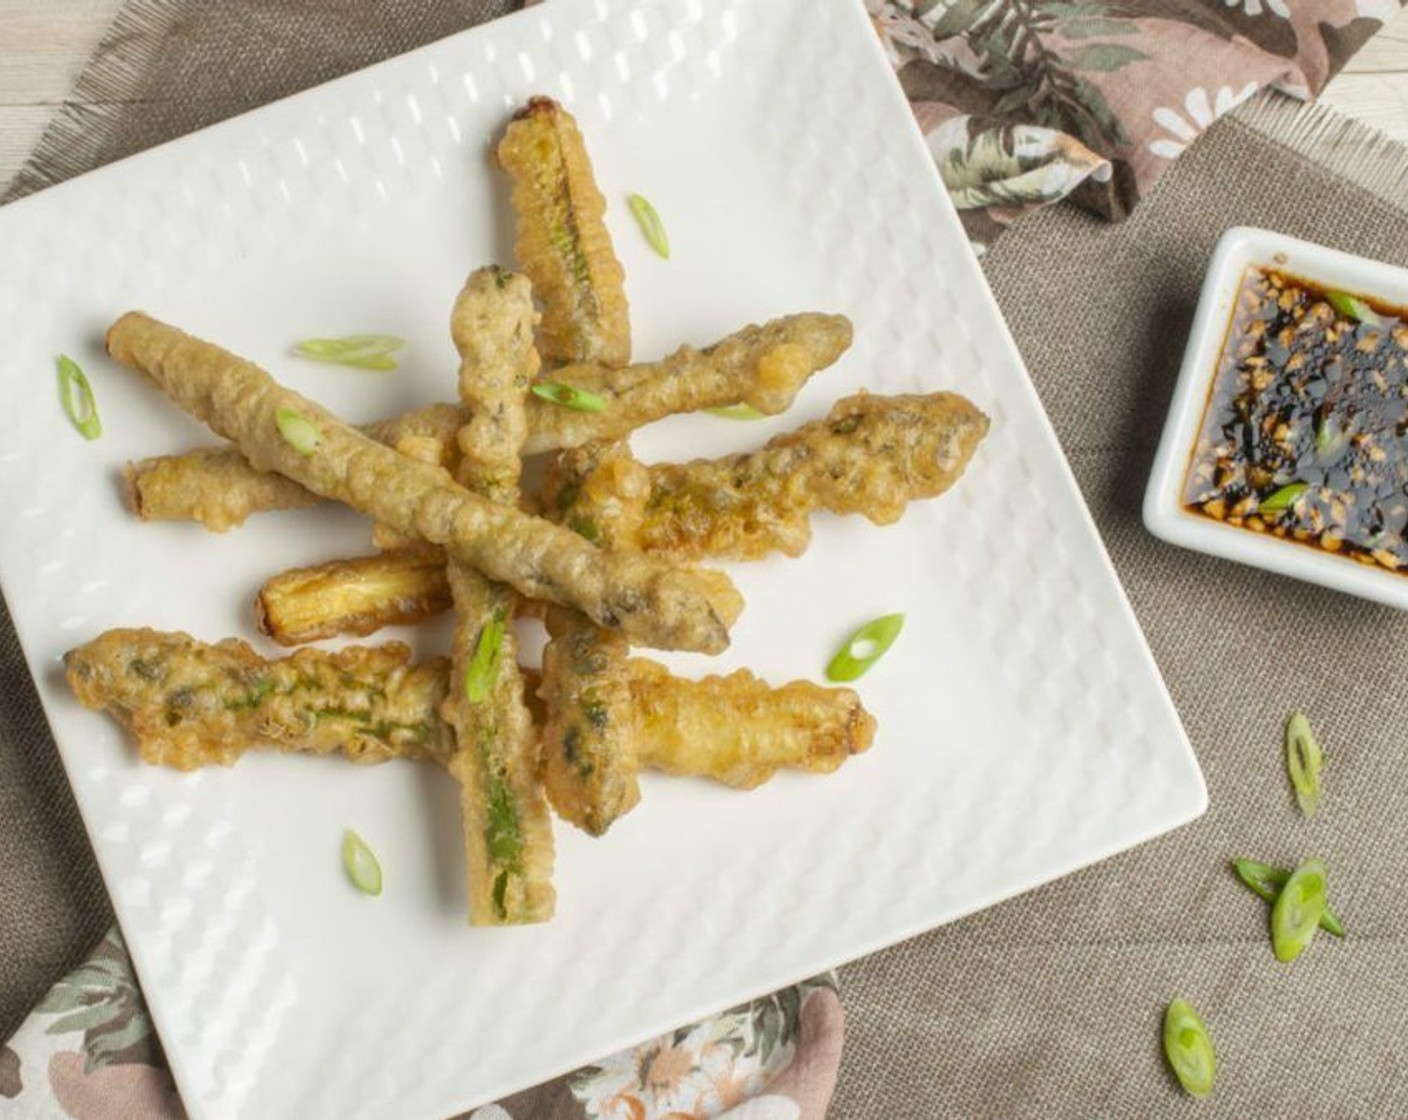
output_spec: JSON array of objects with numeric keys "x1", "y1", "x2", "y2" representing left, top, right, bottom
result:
[
  {"x1": 1147, "y1": 83, "x2": 1259, "y2": 160},
  {"x1": 1224, "y1": 0, "x2": 1290, "y2": 17}
]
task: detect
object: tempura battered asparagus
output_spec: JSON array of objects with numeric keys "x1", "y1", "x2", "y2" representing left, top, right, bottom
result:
[
  {"x1": 497, "y1": 96, "x2": 630, "y2": 368},
  {"x1": 64, "y1": 629, "x2": 453, "y2": 771},
  {"x1": 440, "y1": 266, "x2": 553, "y2": 925},
  {"x1": 106, "y1": 311, "x2": 740, "y2": 654},
  {"x1": 640, "y1": 390, "x2": 990, "y2": 559},
  {"x1": 254, "y1": 391, "x2": 990, "y2": 644},
  {"x1": 538, "y1": 443, "x2": 649, "y2": 835},
  {"x1": 64, "y1": 629, "x2": 876, "y2": 786},
  {"x1": 124, "y1": 313, "x2": 853, "y2": 530}
]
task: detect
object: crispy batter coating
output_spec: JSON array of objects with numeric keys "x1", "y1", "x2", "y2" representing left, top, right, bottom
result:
[
  {"x1": 537, "y1": 443, "x2": 650, "y2": 835},
  {"x1": 256, "y1": 546, "x2": 451, "y2": 645},
  {"x1": 522, "y1": 314, "x2": 852, "y2": 454},
  {"x1": 441, "y1": 266, "x2": 553, "y2": 924},
  {"x1": 63, "y1": 629, "x2": 452, "y2": 770},
  {"x1": 106, "y1": 312, "x2": 740, "y2": 653},
  {"x1": 497, "y1": 96, "x2": 630, "y2": 367},
  {"x1": 65, "y1": 630, "x2": 874, "y2": 788},
  {"x1": 641, "y1": 391, "x2": 990, "y2": 559},
  {"x1": 124, "y1": 313, "x2": 852, "y2": 529},
  {"x1": 628, "y1": 659, "x2": 875, "y2": 788},
  {"x1": 248, "y1": 391, "x2": 988, "y2": 643}
]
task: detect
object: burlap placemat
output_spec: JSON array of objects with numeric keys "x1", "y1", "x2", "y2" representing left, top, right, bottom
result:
[{"x1": 4, "y1": 2, "x2": 1408, "y2": 1117}]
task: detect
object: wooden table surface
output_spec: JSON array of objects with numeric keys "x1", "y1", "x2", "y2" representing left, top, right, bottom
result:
[{"x1": 1, "y1": 1, "x2": 1407, "y2": 192}]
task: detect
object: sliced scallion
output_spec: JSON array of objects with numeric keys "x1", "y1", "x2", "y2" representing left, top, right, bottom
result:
[
  {"x1": 1259, "y1": 482, "x2": 1308, "y2": 513},
  {"x1": 826, "y1": 614, "x2": 904, "y2": 682},
  {"x1": 627, "y1": 193, "x2": 670, "y2": 259},
  {"x1": 531, "y1": 381, "x2": 608, "y2": 413},
  {"x1": 1231, "y1": 859, "x2": 1343, "y2": 937},
  {"x1": 1325, "y1": 290, "x2": 1385, "y2": 329},
  {"x1": 707, "y1": 403, "x2": 767, "y2": 420},
  {"x1": 1285, "y1": 712, "x2": 1322, "y2": 818},
  {"x1": 292, "y1": 334, "x2": 404, "y2": 371},
  {"x1": 1162, "y1": 1000, "x2": 1215, "y2": 1099},
  {"x1": 342, "y1": 829, "x2": 383, "y2": 896},
  {"x1": 464, "y1": 609, "x2": 506, "y2": 703},
  {"x1": 275, "y1": 407, "x2": 323, "y2": 455},
  {"x1": 57, "y1": 355, "x2": 101, "y2": 440},
  {"x1": 1271, "y1": 857, "x2": 1327, "y2": 963}
]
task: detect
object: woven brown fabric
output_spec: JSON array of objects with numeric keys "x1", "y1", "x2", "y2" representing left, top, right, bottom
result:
[
  {"x1": 835, "y1": 104, "x2": 1408, "y2": 1119},
  {"x1": 3, "y1": 2, "x2": 1408, "y2": 1116}
]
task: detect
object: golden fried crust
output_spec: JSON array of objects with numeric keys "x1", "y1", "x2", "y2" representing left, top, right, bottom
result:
[
  {"x1": 63, "y1": 629, "x2": 453, "y2": 770},
  {"x1": 628, "y1": 659, "x2": 875, "y2": 788},
  {"x1": 256, "y1": 547, "x2": 451, "y2": 646},
  {"x1": 106, "y1": 311, "x2": 738, "y2": 654},
  {"x1": 66, "y1": 629, "x2": 872, "y2": 788},
  {"x1": 537, "y1": 443, "x2": 650, "y2": 836},
  {"x1": 640, "y1": 390, "x2": 990, "y2": 559},
  {"x1": 521, "y1": 313, "x2": 852, "y2": 454},
  {"x1": 440, "y1": 265, "x2": 554, "y2": 926},
  {"x1": 497, "y1": 97, "x2": 630, "y2": 367},
  {"x1": 123, "y1": 313, "x2": 852, "y2": 530}
]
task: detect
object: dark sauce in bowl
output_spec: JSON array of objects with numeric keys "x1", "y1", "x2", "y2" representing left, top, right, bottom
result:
[{"x1": 1183, "y1": 267, "x2": 1408, "y2": 573}]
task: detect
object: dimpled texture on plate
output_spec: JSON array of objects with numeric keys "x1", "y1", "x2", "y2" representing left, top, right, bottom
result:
[{"x1": 0, "y1": 1, "x2": 1206, "y2": 1117}]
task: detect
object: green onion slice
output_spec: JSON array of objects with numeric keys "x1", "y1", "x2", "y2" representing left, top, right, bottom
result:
[
  {"x1": 1231, "y1": 859, "x2": 1344, "y2": 937},
  {"x1": 1271, "y1": 857, "x2": 1327, "y2": 963},
  {"x1": 627, "y1": 193, "x2": 670, "y2": 259},
  {"x1": 342, "y1": 830, "x2": 383, "y2": 896},
  {"x1": 707, "y1": 403, "x2": 767, "y2": 420},
  {"x1": 1259, "y1": 482, "x2": 1308, "y2": 513},
  {"x1": 1162, "y1": 1000, "x2": 1215, "y2": 1099},
  {"x1": 531, "y1": 381, "x2": 608, "y2": 413},
  {"x1": 292, "y1": 334, "x2": 404, "y2": 371},
  {"x1": 826, "y1": 614, "x2": 904, "y2": 682},
  {"x1": 1285, "y1": 712, "x2": 1323, "y2": 818},
  {"x1": 464, "y1": 609, "x2": 506, "y2": 703},
  {"x1": 275, "y1": 407, "x2": 323, "y2": 455},
  {"x1": 1325, "y1": 290, "x2": 1386, "y2": 329},
  {"x1": 57, "y1": 355, "x2": 102, "y2": 440}
]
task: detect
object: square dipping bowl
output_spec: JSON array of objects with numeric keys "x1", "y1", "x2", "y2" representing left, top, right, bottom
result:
[{"x1": 1144, "y1": 226, "x2": 1408, "y2": 609}]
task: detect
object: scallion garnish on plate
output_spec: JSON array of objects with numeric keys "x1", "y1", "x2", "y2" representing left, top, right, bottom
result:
[
  {"x1": 292, "y1": 334, "x2": 405, "y2": 371},
  {"x1": 1259, "y1": 482, "x2": 1308, "y2": 513},
  {"x1": 57, "y1": 355, "x2": 101, "y2": 440},
  {"x1": 464, "y1": 609, "x2": 506, "y2": 703},
  {"x1": 275, "y1": 407, "x2": 323, "y2": 455},
  {"x1": 1325, "y1": 290, "x2": 1386, "y2": 329},
  {"x1": 531, "y1": 381, "x2": 608, "y2": 413},
  {"x1": 1231, "y1": 858, "x2": 1343, "y2": 937},
  {"x1": 826, "y1": 614, "x2": 904, "y2": 682},
  {"x1": 342, "y1": 829, "x2": 383, "y2": 896},
  {"x1": 627, "y1": 193, "x2": 670, "y2": 260},
  {"x1": 1285, "y1": 711, "x2": 1322, "y2": 818}
]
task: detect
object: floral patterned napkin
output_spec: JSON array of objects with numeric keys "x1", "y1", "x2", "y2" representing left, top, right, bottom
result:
[
  {"x1": 5, "y1": 2, "x2": 1404, "y2": 1119},
  {"x1": 873, "y1": 0, "x2": 1404, "y2": 246}
]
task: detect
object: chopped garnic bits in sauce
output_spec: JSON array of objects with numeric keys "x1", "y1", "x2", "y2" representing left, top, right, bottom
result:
[{"x1": 1184, "y1": 267, "x2": 1408, "y2": 573}]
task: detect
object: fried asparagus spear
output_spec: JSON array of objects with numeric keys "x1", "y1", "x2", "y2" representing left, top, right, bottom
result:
[
  {"x1": 124, "y1": 312, "x2": 852, "y2": 530},
  {"x1": 497, "y1": 96, "x2": 631, "y2": 368},
  {"x1": 640, "y1": 390, "x2": 991, "y2": 559},
  {"x1": 64, "y1": 629, "x2": 876, "y2": 787},
  {"x1": 440, "y1": 267, "x2": 553, "y2": 925},
  {"x1": 254, "y1": 391, "x2": 990, "y2": 644},
  {"x1": 106, "y1": 312, "x2": 740, "y2": 654},
  {"x1": 538, "y1": 443, "x2": 649, "y2": 835}
]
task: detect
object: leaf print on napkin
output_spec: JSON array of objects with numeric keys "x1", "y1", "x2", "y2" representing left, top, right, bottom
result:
[
  {"x1": 1223, "y1": 0, "x2": 1291, "y2": 17},
  {"x1": 927, "y1": 114, "x2": 1110, "y2": 211},
  {"x1": 1147, "y1": 82, "x2": 1259, "y2": 159},
  {"x1": 38, "y1": 928, "x2": 160, "y2": 1074}
]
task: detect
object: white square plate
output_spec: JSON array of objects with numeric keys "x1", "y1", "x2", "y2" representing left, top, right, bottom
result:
[
  {"x1": 0, "y1": 1, "x2": 1206, "y2": 1116},
  {"x1": 1145, "y1": 226, "x2": 1408, "y2": 610}
]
